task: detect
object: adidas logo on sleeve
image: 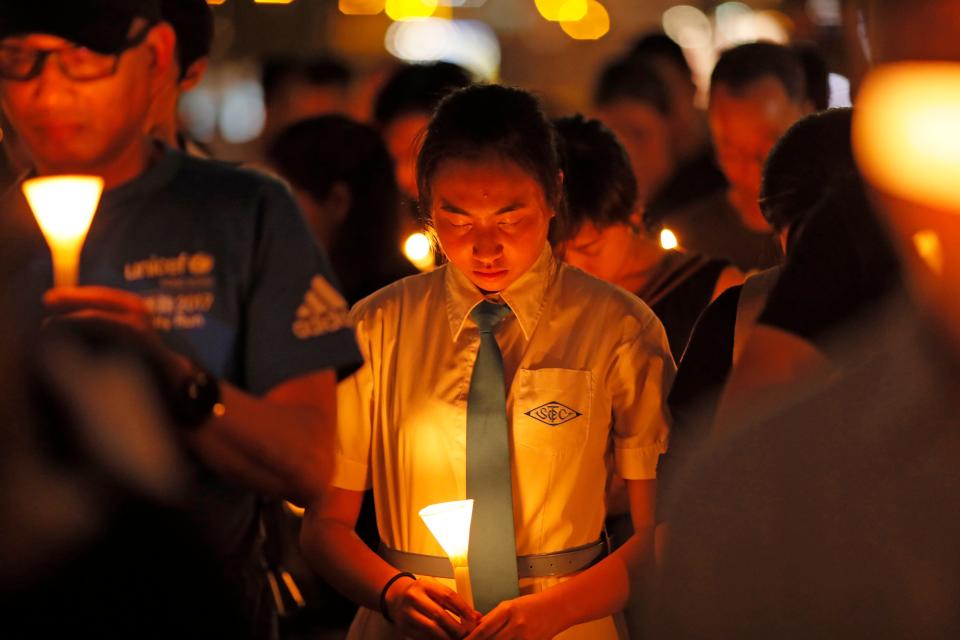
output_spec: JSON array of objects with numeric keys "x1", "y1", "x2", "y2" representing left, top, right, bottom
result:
[{"x1": 292, "y1": 275, "x2": 350, "y2": 340}]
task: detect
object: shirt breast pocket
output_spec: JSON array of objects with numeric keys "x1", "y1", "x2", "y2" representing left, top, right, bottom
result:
[{"x1": 512, "y1": 368, "x2": 592, "y2": 454}]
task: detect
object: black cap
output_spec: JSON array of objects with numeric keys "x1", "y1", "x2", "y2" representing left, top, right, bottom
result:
[
  {"x1": 0, "y1": 0, "x2": 162, "y2": 54},
  {"x1": 160, "y1": 0, "x2": 214, "y2": 72}
]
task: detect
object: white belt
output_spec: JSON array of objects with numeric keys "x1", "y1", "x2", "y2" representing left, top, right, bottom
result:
[{"x1": 378, "y1": 538, "x2": 608, "y2": 579}]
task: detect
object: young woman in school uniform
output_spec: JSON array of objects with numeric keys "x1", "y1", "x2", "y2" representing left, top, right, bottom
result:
[{"x1": 302, "y1": 84, "x2": 674, "y2": 640}]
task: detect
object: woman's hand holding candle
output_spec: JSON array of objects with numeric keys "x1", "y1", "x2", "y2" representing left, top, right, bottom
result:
[
  {"x1": 383, "y1": 576, "x2": 480, "y2": 640},
  {"x1": 464, "y1": 591, "x2": 565, "y2": 640}
]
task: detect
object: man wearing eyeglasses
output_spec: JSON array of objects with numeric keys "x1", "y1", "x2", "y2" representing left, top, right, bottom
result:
[{"x1": 0, "y1": 2, "x2": 362, "y2": 637}]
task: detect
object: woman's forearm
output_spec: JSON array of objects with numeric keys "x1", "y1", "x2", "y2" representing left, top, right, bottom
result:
[
  {"x1": 541, "y1": 530, "x2": 653, "y2": 630},
  {"x1": 301, "y1": 499, "x2": 399, "y2": 611},
  {"x1": 302, "y1": 500, "x2": 480, "y2": 639}
]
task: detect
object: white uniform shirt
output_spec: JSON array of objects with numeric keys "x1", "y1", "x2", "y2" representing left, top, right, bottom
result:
[{"x1": 334, "y1": 244, "x2": 674, "y2": 639}]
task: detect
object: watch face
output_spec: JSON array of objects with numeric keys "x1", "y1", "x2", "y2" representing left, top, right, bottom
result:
[{"x1": 179, "y1": 369, "x2": 220, "y2": 430}]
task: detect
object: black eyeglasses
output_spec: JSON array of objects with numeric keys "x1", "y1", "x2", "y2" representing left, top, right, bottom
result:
[{"x1": 0, "y1": 23, "x2": 154, "y2": 82}]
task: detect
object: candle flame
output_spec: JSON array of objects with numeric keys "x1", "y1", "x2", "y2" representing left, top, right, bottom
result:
[
  {"x1": 660, "y1": 228, "x2": 679, "y2": 251},
  {"x1": 419, "y1": 499, "x2": 474, "y2": 566},
  {"x1": 23, "y1": 175, "x2": 104, "y2": 288}
]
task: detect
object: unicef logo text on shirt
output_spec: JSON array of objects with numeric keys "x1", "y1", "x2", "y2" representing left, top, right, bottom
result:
[
  {"x1": 124, "y1": 252, "x2": 215, "y2": 282},
  {"x1": 292, "y1": 275, "x2": 349, "y2": 340},
  {"x1": 524, "y1": 401, "x2": 583, "y2": 426},
  {"x1": 124, "y1": 252, "x2": 217, "y2": 332}
]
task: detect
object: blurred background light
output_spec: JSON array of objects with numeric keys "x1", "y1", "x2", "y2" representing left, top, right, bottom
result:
[
  {"x1": 385, "y1": 0, "x2": 438, "y2": 21},
  {"x1": 386, "y1": 17, "x2": 454, "y2": 62},
  {"x1": 828, "y1": 72, "x2": 852, "y2": 108},
  {"x1": 662, "y1": 5, "x2": 712, "y2": 49},
  {"x1": 715, "y1": 2, "x2": 789, "y2": 49},
  {"x1": 805, "y1": 0, "x2": 842, "y2": 27},
  {"x1": 179, "y1": 87, "x2": 219, "y2": 143},
  {"x1": 536, "y1": 0, "x2": 588, "y2": 23},
  {"x1": 438, "y1": 0, "x2": 487, "y2": 6},
  {"x1": 404, "y1": 233, "x2": 436, "y2": 272},
  {"x1": 385, "y1": 18, "x2": 501, "y2": 80},
  {"x1": 660, "y1": 228, "x2": 679, "y2": 251},
  {"x1": 253, "y1": 0, "x2": 295, "y2": 4},
  {"x1": 854, "y1": 63, "x2": 960, "y2": 214},
  {"x1": 913, "y1": 230, "x2": 945, "y2": 275},
  {"x1": 219, "y1": 78, "x2": 267, "y2": 144},
  {"x1": 338, "y1": 0, "x2": 385, "y2": 15},
  {"x1": 560, "y1": 1, "x2": 610, "y2": 41}
]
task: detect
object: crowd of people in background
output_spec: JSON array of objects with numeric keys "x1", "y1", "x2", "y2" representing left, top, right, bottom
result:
[{"x1": 3, "y1": 0, "x2": 960, "y2": 639}]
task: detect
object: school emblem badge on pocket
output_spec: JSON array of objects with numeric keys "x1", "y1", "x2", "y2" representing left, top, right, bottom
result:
[{"x1": 525, "y1": 401, "x2": 582, "y2": 426}]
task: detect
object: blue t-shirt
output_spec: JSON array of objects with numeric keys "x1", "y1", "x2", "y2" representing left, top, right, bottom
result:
[{"x1": 6, "y1": 147, "x2": 362, "y2": 564}]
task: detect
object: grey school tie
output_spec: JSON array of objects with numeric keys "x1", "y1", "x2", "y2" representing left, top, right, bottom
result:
[{"x1": 466, "y1": 300, "x2": 520, "y2": 613}]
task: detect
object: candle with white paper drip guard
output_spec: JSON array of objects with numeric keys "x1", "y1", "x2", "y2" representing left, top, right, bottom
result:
[
  {"x1": 419, "y1": 499, "x2": 474, "y2": 607},
  {"x1": 23, "y1": 176, "x2": 104, "y2": 288}
]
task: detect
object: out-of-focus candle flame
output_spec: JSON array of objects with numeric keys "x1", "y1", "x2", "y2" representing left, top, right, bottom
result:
[
  {"x1": 853, "y1": 62, "x2": 960, "y2": 214},
  {"x1": 913, "y1": 230, "x2": 945, "y2": 276},
  {"x1": 23, "y1": 175, "x2": 104, "y2": 288},
  {"x1": 404, "y1": 232, "x2": 435, "y2": 272},
  {"x1": 660, "y1": 228, "x2": 679, "y2": 251}
]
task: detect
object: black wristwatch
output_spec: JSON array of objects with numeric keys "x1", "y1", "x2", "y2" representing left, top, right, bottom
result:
[{"x1": 175, "y1": 365, "x2": 223, "y2": 430}]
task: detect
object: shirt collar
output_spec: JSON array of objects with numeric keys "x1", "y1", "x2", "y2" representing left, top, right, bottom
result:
[{"x1": 444, "y1": 243, "x2": 557, "y2": 341}]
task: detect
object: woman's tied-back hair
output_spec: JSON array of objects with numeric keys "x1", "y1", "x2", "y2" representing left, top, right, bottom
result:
[
  {"x1": 760, "y1": 107, "x2": 858, "y2": 249},
  {"x1": 416, "y1": 84, "x2": 564, "y2": 223}
]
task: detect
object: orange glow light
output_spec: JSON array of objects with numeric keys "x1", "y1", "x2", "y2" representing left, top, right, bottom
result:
[
  {"x1": 385, "y1": 0, "x2": 438, "y2": 21},
  {"x1": 404, "y1": 232, "x2": 436, "y2": 272},
  {"x1": 913, "y1": 230, "x2": 945, "y2": 275},
  {"x1": 339, "y1": 0, "x2": 385, "y2": 14},
  {"x1": 536, "y1": 0, "x2": 587, "y2": 22},
  {"x1": 854, "y1": 62, "x2": 960, "y2": 214},
  {"x1": 560, "y1": 0, "x2": 610, "y2": 40},
  {"x1": 660, "y1": 228, "x2": 679, "y2": 251}
]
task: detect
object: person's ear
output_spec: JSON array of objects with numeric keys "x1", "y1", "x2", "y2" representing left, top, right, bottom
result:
[
  {"x1": 179, "y1": 58, "x2": 209, "y2": 93},
  {"x1": 325, "y1": 182, "x2": 352, "y2": 226},
  {"x1": 145, "y1": 22, "x2": 177, "y2": 95}
]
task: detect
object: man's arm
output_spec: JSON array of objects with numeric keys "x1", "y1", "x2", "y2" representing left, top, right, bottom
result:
[
  {"x1": 42, "y1": 285, "x2": 341, "y2": 503},
  {"x1": 189, "y1": 369, "x2": 337, "y2": 504}
]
